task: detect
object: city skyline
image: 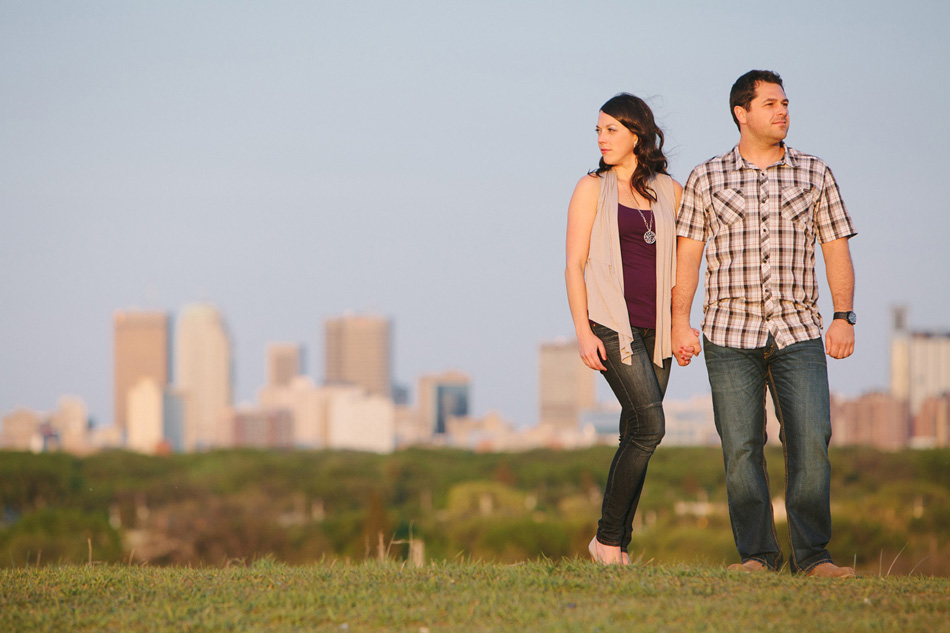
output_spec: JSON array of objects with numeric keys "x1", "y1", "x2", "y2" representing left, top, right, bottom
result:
[
  {"x1": 3, "y1": 301, "x2": 947, "y2": 453},
  {"x1": 2, "y1": 2, "x2": 949, "y2": 428}
]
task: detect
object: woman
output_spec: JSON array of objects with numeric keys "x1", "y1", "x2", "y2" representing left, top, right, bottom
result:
[{"x1": 564, "y1": 93, "x2": 684, "y2": 565}]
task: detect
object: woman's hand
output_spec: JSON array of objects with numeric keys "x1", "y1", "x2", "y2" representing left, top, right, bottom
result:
[
  {"x1": 674, "y1": 327, "x2": 702, "y2": 366},
  {"x1": 578, "y1": 329, "x2": 607, "y2": 371}
]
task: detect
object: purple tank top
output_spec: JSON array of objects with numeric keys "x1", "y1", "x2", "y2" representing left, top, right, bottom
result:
[{"x1": 618, "y1": 203, "x2": 656, "y2": 329}]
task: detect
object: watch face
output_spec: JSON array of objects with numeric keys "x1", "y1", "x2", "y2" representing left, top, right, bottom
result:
[{"x1": 834, "y1": 311, "x2": 857, "y2": 325}]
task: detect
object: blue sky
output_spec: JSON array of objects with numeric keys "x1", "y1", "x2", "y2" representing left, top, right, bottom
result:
[{"x1": 2, "y1": 0, "x2": 948, "y2": 427}]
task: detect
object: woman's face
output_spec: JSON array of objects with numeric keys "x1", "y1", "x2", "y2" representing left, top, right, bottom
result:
[{"x1": 596, "y1": 111, "x2": 638, "y2": 166}]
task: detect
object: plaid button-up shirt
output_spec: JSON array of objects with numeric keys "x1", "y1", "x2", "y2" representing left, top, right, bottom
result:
[{"x1": 677, "y1": 145, "x2": 857, "y2": 350}]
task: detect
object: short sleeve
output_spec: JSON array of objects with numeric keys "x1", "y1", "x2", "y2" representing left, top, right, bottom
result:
[
  {"x1": 676, "y1": 166, "x2": 709, "y2": 242},
  {"x1": 814, "y1": 164, "x2": 857, "y2": 243}
]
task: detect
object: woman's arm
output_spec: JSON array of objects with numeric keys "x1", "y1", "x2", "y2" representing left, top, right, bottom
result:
[{"x1": 565, "y1": 174, "x2": 607, "y2": 371}]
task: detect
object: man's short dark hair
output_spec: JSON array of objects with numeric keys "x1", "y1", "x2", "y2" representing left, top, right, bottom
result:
[{"x1": 730, "y1": 70, "x2": 784, "y2": 129}]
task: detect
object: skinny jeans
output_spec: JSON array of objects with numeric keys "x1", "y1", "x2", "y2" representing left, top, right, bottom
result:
[
  {"x1": 703, "y1": 334, "x2": 834, "y2": 573},
  {"x1": 592, "y1": 322, "x2": 671, "y2": 552}
]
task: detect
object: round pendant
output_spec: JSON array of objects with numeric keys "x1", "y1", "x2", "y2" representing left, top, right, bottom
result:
[{"x1": 643, "y1": 230, "x2": 656, "y2": 244}]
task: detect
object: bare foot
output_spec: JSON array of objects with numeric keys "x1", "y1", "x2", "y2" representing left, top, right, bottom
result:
[{"x1": 588, "y1": 537, "x2": 622, "y2": 565}]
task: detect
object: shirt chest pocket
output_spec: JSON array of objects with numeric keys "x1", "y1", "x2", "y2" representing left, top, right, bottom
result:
[
  {"x1": 780, "y1": 186, "x2": 816, "y2": 234},
  {"x1": 710, "y1": 188, "x2": 745, "y2": 233}
]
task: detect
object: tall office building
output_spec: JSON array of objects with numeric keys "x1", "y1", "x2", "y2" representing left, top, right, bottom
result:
[
  {"x1": 890, "y1": 306, "x2": 950, "y2": 415},
  {"x1": 539, "y1": 339, "x2": 596, "y2": 431},
  {"x1": 127, "y1": 378, "x2": 164, "y2": 453},
  {"x1": 174, "y1": 303, "x2": 232, "y2": 451},
  {"x1": 113, "y1": 311, "x2": 169, "y2": 434},
  {"x1": 418, "y1": 371, "x2": 470, "y2": 435},
  {"x1": 267, "y1": 343, "x2": 303, "y2": 388},
  {"x1": 325, "y1": 314, "x2": 391, "y2": 397}
]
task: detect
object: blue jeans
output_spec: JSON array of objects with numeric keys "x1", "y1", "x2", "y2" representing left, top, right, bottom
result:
[
  {"x1": 704, "y1": 334, "x2": 833, "y2": 573},
  {"x1": 591, "y1": 322, "x2": 671, "y2": 552}
]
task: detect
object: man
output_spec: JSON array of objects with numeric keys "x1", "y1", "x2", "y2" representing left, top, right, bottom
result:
[{"x1": 672, "y1": 70, "x2": 857, "y2": 578}]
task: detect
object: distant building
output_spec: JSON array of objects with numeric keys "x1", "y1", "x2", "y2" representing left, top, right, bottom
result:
[
  {"x1": 393, "y1": 404, "x2": 428, "y2": 447},
  {"x1": 325, "y1": 314, "x2": 392, "y2": 398},
  {"x1": 538, "y1": 339, "x2": 596, "y2": 431},
  {"x1": 267, "y1": 343, "x2": 303, "y2": 388},
  {"x1": 127, "y1": 378, "x2": 164, "y2": 453},
  {"x1": 418, "y1": 371, "x2": 470, "y2": 435},
  {"x1": 162, "y1": 389, "x2": 186, "y2": 453},
  {"x1": 174, "y1": 304, "x2": 232, "y2": 451},
  {"x1": 912, "y1": 394, "x2": 950, "y2": 448},
  {"x1": 1, "y1": 397, "x2": 91, "y2": 454},
  {"x1": 113, "y1": 311, "x2": 169, "y2": 435},
  {"x1": 890, "y1": 306, "x2": 950, "y2": 415},
  {"x1": 258, "y1": 375, "x2": 327, "y2": 448},
  {"x1": 126, "y1": 378, "x2": 186, "y2": 454},
  {"x1": 831, "y1": 391, "x2": 911, "y2": 451},
  {"x1": 445, "y1": 411, "x2": 516, "y2": 451},
  {"x1": 0, "y1": 408, "x2": 43, "y2": 450},
  {"x1": 660, "y1": 395, "x2": 720, "y2": 446},
  {"x1": 49, "y1": 396, "x2": 90, "y2": 454},
  {"x1": 324, "y1": 385, "x2": 395, "y2": 453},
  {"x1": 226, "y1": 407, "x2": 294, "y2": 449}
]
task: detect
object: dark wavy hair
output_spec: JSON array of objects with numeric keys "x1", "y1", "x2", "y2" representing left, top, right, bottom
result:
[
  {"x1": 594, "y1": 93, "x2": 669, "y2": 202},
  {"x1": 729, "y1": 70, "x2": 783, "y2": 130}
]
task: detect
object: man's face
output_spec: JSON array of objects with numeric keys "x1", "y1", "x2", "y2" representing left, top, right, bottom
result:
[{"x1": 736, "y1": 81, "x2": 789, "y2": 144}]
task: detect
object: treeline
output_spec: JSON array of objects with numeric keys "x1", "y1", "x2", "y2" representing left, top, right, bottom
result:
[{"x1": 1, "y1": 447, "x2": 948, "y2": 575}]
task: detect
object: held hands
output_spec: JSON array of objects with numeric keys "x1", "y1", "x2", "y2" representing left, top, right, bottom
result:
[
  {"x1": 825, "y1": 320, "x2": 855, "y2": 359},
  {"x1": 577, "y1": 329, "x2": 607, "y2": 371},
  {"x1": 673, "y1": 326, "x2": 702, "y2": 367}
]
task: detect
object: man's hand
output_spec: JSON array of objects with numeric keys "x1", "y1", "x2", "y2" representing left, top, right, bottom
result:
[
  {"x1": 825, "y1": 320, "x2": 854, "y2": 359},
  {"x1": 673, "y1": 326, "x2": 702, "y2": 366}
]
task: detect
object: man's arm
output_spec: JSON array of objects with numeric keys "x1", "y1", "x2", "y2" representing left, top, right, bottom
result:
[
  {"x1": 672, "y1": 236, "x2": 705, "y2": 366},
  {"x1": 820, "y1": 237, "x2": 855, "y2": 359}
]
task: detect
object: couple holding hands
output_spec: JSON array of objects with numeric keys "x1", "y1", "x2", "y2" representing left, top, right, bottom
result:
[{"x1": 565, "y1": 70, "x2": 857, "y2": 578}]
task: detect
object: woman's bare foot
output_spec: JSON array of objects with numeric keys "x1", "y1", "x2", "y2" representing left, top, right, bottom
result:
[
  {"x1": 588, "y1": 536, "x2": 622, "y2": 565},
  {"x1": 621, "y1": 551, "x2": 630, "y2": 566}
]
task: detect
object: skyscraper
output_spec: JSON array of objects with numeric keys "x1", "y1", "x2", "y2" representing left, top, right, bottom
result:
[
  {"x1": 539, "y1": 339, "x2": 596, "y2": 431},
  {"x1": 267, "y1": 343, "x2": 303, "y2": 388},
  {"x1": 325, "y1": 314, "x2": 391, "y2": 397},
  {"x1": 890, "y1": 305, "x2": 950, "y2": 415},
  {"x1": 418, "y1": 371, "x2": 470, "y2": 435},
  {"x1": 113, "y1": 311, "x2": 169, "y2": 434},
  {"x1": 174, "y1": 303, "x2": 232, "y2": 451}
]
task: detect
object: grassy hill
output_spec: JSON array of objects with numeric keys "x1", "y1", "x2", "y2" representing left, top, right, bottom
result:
[
  {"x1": 2, "y1": 560, "x2": 948, "y2": 632},
  {"x1": 1, "y1": 447, "x2": 948, "y2": 576}
]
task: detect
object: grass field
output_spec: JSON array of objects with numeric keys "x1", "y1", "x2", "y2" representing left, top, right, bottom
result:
[{"x1": 2, "y1": 559, "x2": 947, "y2": 633}]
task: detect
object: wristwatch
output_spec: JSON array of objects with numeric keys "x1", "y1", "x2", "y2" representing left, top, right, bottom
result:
[{"x1": 833, "y1": 311, "x2": 857, "y2": 325}]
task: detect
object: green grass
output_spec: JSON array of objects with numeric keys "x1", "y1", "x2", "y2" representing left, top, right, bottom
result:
[{"x1": 2, "y1": 560, "x2": 947, "y2": 633}]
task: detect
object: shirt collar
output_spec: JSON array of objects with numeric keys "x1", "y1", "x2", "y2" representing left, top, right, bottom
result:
[{"x1": 730, "y1": 142, "x2": 796, "y2": 171}]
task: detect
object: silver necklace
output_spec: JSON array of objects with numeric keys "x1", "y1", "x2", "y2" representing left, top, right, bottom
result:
[{"x1": 635, "y1": 207, "x2": 656, "y2": 244}]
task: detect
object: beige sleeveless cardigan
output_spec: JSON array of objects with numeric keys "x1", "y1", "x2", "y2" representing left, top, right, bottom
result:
[{"x1": 585, "y1": 170, "x2": 676, "y2": 367}]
